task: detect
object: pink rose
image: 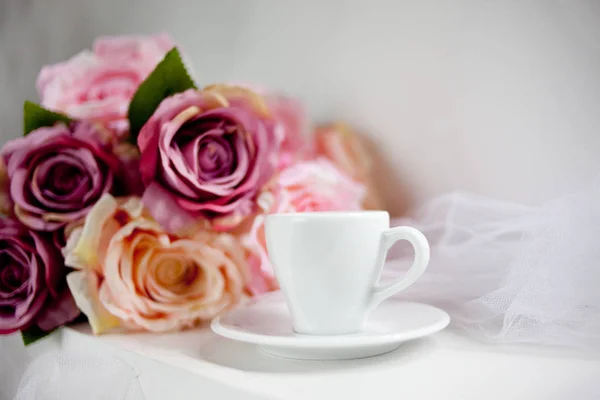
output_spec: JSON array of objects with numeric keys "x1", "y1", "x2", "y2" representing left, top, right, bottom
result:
[
  {"x1": 64, "y1": 194, "x2": 250, "y2": 334},
  {"x1": 231, "y1": 84, "x2": 310, "y2": 169},
  {"x1": 1, "y1": 122, "x2": 134, "y2": 231},
  {"x1": 37, "y1": 33, "x2": 174, "y2": 136},
  {"x1": 268, "y1": 94, "x2": 311, "y2": 169},
  {"x1": 138, "y1": 85, "x2": 280, "y2": 234},
  {"x1": 313, "y1": 122, "x2": 383, "y2": 209},
  {"x1": 243, "y1": 158, "x2": 365, "y2": 280}
]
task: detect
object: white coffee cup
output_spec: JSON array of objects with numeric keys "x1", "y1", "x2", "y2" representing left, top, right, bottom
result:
[{"x1": 265, "y1": 211, "x2": 430, "y2": 335}]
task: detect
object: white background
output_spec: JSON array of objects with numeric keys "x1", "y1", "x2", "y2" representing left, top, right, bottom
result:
[{"x1": 1, "y1": 0, "x2": 599, "y2": 214}]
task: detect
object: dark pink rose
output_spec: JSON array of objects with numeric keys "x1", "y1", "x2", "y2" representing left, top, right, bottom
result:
[
  {"x1": 138, "y1": 86, "x2": 280, "y2": 233},
  {"x1": 36, "y1": 34, "x2": 174, "y2": 136},
  {"x1": 0, "y1": 218, "x2": 79, "y2": 334},
  {"x1": 1, "y1": 122, "x2": 127, "y2": 231}
]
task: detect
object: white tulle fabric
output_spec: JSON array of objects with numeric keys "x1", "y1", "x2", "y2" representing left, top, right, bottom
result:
[
  {"x1": 0, "y1": 334, "x2": 145, "y2": 400},
  {"x1": 388, "y1": 187, "x2": 600, "y2": 351},
  {"x1": 13, "y1": 352, "x2": 145, "y2": 400}
]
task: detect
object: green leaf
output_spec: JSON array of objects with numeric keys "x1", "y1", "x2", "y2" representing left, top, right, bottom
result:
[
  {"x1": 21, "y1": 326, "x2": 55, "y2": 346},
  {"x1": 127, "y1": 47, "x2": 197, "y2": 140},
  {"x1": 23, "y1": 101, "x2": 72, "y2": 136}
]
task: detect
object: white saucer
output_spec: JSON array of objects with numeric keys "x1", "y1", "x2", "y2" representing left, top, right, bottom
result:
[{"x1": 211, "y1": 292, "x2": 450, "y2": 360}]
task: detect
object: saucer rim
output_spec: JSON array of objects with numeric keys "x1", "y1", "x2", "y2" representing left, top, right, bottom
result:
[{"x1": 211, "y1": 300, "x2": 450, "y2": 349}]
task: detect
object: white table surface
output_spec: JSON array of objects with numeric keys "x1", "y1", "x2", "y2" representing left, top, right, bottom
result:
[{"x1": 43, "y1": 325, "x2": 600, "y2": 400}]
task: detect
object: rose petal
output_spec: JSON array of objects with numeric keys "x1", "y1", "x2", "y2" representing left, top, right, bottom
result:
[
  {"x1": 101, "y1": 218, "x2": 167, "y2": 315},
  {"x1": 93, "y1": 33, "x2": 174, "y2": 72},
  {"x1": 141, "y1": 182, "x2": 204, "y2": 235},
  {"x1": 5, "y1": 124, "x2": 119, "y2": 230},
  {"x1": 0, "y1": 255, "x2": 30, "y2": 298},
  {"x1": 35, "y1": 285, "x2": 80, "y2": 331},
  {"x1": 30, "y1": 231, "x2": 61, "y2": 297},
  {"x1": 36, "y1": 51, "x2": 100, "y2": 109},
  {"x1": 38, "y1": 35, "x2": 174, "y2": 136},
  {"x1": 0, "y1": 294, "x2": 46, "y2": 334},
  {"x1": 10, "y1": 169, "x2": 47, "y2": 216},
  {"x1": 3, "y1": 126, "x2": 68, "y2": 174},
  {"x1": 32, "y1": 155, "x2": 90, "y2": 209},
  {"x1": 159, "y1": 107, "x2": 217, "y2": 198},
  {"x1": 67, "y1": 194, "x2": 118, "y2": 271},
  {"x1": 67, "y1": 271, "x2": 121, "y2": 334}
]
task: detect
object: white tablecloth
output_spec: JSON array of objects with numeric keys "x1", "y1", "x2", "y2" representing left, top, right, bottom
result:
[{"x1": 3, "y1": 326, "x2": 599, "y2": 400}]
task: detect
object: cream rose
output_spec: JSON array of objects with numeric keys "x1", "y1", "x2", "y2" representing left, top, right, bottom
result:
[{"x1": 64, "y1": 194, "x2": 249, "y2": 333}]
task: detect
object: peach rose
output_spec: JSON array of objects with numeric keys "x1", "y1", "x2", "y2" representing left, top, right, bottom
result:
[
  {"x1": 243, "y1": 158, "x2": 365, "y2": 281},
  {"x1": 64, "y1": 194, "x2": 249, "y2": 334},
  {"x1": 313, "y1": 122, "x2": 383, "y2": 209}
]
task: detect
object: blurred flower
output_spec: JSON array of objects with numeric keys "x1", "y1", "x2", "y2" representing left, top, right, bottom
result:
[
  {"x1": 0, "y1": 122, "x2": 134, "y2": 231},
  {"x1": 313, "y1": 122, "x2": 383, "y2": 209},
  {"x1": 243, "y1": 158, "x2": 365, "y2": 280},
  {"x1": 37, "y1": 33, "x2": 174, "y2": 136},
  {"x1": 65, "y1": 194, "x2": 250, "y2": 334},
  {"x1": 252, "y1": 88, "x2": 310, "y2": 169},
  {"x1": 138, "y1": 85, "x2": 281, "y2": 234},
  {"x1": 226, "y1": 83, "x2": 311, "y2": 168},
  {"x1": 0, "y1": 217, "x2": 78, "y2": 334}
]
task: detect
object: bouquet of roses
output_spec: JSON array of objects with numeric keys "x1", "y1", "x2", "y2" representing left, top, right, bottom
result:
[{"x1": 0, "y1": 34, "x2": 382, "y2": 344}]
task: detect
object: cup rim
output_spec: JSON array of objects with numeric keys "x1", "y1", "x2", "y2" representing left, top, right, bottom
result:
[{"x1": 265, "y1": 210, "x2": 389, "y2": 219}]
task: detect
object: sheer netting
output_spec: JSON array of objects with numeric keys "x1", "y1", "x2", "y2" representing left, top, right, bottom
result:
[
  {"x1": 1, "y1": 344, "x2": 146, "y2": 400},
  {"x1": 388, "y1": 187, "x2": 600, "y2": 351}
]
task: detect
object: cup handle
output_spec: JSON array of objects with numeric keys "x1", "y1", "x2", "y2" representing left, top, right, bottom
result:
[{"x1": 369, "y1": 226, "x2": 430, "y2": 309}]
